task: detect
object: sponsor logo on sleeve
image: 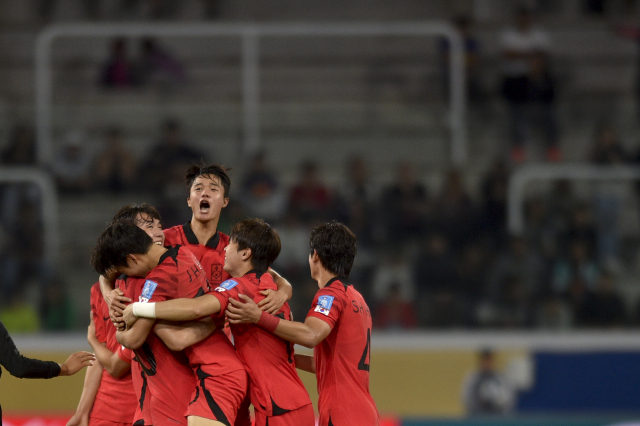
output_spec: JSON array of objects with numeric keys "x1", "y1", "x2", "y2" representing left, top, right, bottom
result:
[
  {"x1": 139, "y1": 280, "x2": 158, "y2": 303},
  {"x1": 215, "y1": 279, "x2": 238, "y2": 292},
  {"x1": 314, "y1": 295, "x2": 335, "y2": 316}
]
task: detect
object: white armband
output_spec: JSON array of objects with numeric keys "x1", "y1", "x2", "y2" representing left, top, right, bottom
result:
[{"x1": 132, "y1": 302, "x2": 156, "y2": 319}]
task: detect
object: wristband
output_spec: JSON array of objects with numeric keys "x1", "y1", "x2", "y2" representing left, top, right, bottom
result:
[
  {"x1": 132, "y1": 302, "x2": 156, "y2": 319},
  {"x1": 257, "y1": 311, "x2": 279, "y2": 332}
]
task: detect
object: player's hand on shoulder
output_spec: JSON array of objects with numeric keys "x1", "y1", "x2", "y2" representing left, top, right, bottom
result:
[
  {"x1": 59, "y1": 351, "x2": 95, "y2": 376},
  {"x1": 66, "y1": 412, "x2": 89, "y2": 426},
  {"x1": 107, "y1": 288, "x2": 131, "y2": 315},
  {"x1": 122, "y1": 304, "x2": 138, "y2": 328},
  {"x1": 258, "y1": 289, "x2": 286, "y2": 314},
  {"x1": 226, "y1": 294, "x2": 261, "y2": 324}
]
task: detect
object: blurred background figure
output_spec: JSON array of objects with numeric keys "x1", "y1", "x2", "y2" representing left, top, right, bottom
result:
[
  {"x1": 462, "y1": 349, "x2": 516, "y2": 416},
  {"x1": 500, "y1": 7, "x2": 558, "y2": 163},
  {"x1": 136, "y1": 38, "x2": 187, "y2": 89},
  {"x1": 94, "y1": 127, "x2": 138, "y2": 193},
  {"x1": 100, "y1": 38, "x2": 137, "y2": 89},
  {"x1": 51, "y1": 131, "x2": 92, "y2": 194}
]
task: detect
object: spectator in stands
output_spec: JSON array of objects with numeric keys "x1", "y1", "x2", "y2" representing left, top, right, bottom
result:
[
  {"x1": 438, "y1": 15, "x2": 484, "y2": 104},
  {"x1": 1, "y1": 126, "x2": 36, "y2": 166},
  {"x1": 287, "y1": 160, "x2": 332, "y2": 225},
  {"x1": 373, "y1": 283, "x2": 418, "y2": 330},
  {"x1": 480, "y1": 159, "x2": 509, "y2": 250},
  {"x1": 462, "y1": 349, "x2": 516, "y2": 416},
  {"x1": 51, "y1": 131, "x2": 92, "y2": 194},
  {"x1": 414, "y1": 233, "x2": 464, "y2": 327},
  {"x1": 239, "y1": 151, "x2": 286, "y2": 224},
  {"x1": 578, "y1": 270, "x2": 627, "y2": 327},
  {"x1": 340, "y1": 155, "x2": 377, "y2": 246},
  {"x1": 136, "y1": 38, "x2": 187, "y2": 89},
  {"x1": 500, "y1": 7, "x2": 558, "y2": 163},
  {"x1": 527, "y1": 52, "x2": 560, "y2": 160},
  {"x1": 379, "y1": 161, "x2": 431, "y2": 244},
  {"x1": 522, "y1": 198, "x2": 555, "y2": 260},
  {"x1": 488, "y1": 236, "x2": 546, "y2": 308},
  {"x1": 590, "y1": 123, "x2": 629, "y2": 270},
  {"x1": 140, "y1": 119, "x2": 206, "y2": 193},
  {"x1": 552, "y1": 239, "x2": 599, "y2": 295},
  {"x1": 558, "y1": 203, "x2": 598, "y2": 258},
  {"x1": 94, "y1": 127, "x2": 137, "y2": 193},
  {"x1": 100, "y1": 38, "x2": 136, "y2": 89},
  {"x1": 435, "y1": 169, "x2": 479, "y2": 252},
  {"x1": 457, "y1": 242, "x2": 491, "y2": 316},
  {"x1": 371, "y1": 247, "x2": 415, "y2": 308},
  {"x1": 537, "y1": 296, "x2": 573, "y2": 330}
]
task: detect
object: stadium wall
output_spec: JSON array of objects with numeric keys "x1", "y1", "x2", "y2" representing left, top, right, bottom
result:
[{"x1": 3, "y1": 332, "x2": 640, "y2": 421}]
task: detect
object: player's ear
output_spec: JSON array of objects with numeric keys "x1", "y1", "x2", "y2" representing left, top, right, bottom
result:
[
  {"x1": 241, "y1": 247, "x2": 251, "y2": 261},
  {"x1": 222, "y1": 197, "x2": 229, "y2": 208},
  {"x1": 126, "y1": 253, "x2": 137, "y2": 266}
]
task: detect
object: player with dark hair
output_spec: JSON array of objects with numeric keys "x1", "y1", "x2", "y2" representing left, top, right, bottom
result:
[
  {"x1": 92, "y1": 221, "x2": 247, "y2": 426},
  {"x1": 122, "y1": 218, "x2": 315, "y2": 426},
  {"x1": 226, "y1": 221, "x2": 380, "y2": 426},
  {"x1": 73, "y1": 203, "x2": 214, "y2": 426},
  {"x1": 102, "y1": 166, "x2": 292, "y2": 322}
]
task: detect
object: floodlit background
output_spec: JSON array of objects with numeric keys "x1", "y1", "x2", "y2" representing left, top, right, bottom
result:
[{"x1": 1, "y1": 0, "x2": 640, "y2": 425}]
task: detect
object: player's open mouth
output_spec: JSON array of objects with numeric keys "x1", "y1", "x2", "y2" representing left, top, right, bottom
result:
[
  {"x1": 154, "y1": 241, "x2": 162, "y2": 246},
  {"x1": 199, "y1": 200, "x2": 210, "y2": 213}
]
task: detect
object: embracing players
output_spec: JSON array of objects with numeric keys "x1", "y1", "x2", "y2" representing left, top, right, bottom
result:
[
  {"x1": 226, "y1": 221, "x2": 380, "y2": 426},
  {"x1": 123, "y1": 218, "x2": 314, "y2": 426}
]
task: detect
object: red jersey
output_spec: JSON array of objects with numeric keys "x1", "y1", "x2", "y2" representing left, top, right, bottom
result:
[
  {"x1": 164, "y1": 223, "x2": 231, "y2": 287},
  {"x1": 145, "y1": 245, "x2": 244, "y2": 377},
  {"x1": 116, "y1": 273, "x2": 195, "y2": 426},
  {"x1": 306, "y1": 278, "x2": 380, "y2": 426},
  {"x1": 89, "y1": 283, "x2": 137, "y2": 424},
  {"x1": 210, "y1": 271, "x2": 312, "y2": 416},
  {"x1": 116, "y1": 277, "x2": 151, "y2": 426}
]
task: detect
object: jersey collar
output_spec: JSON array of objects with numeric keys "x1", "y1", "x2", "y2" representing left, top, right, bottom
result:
[
  {"x1": 158, "y1": 246, "x2": 179, "y2": 266},
  {"x1": 182, "y1": 222, "x2": 220, "y2": 248},
  {"x1": 243, "y1": 269, "x2": 266, "y2": 279},
  {"x1": 324, "y1": 276, "x2": 349, "y2": 291}
]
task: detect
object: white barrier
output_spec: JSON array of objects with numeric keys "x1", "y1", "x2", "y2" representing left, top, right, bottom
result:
[
  {"x1": 507, "y1": 164, "x2": 640, "y2": 235},
  {"x1": 0, "y1": 167, "x2": 59, "y2": 266},
  {"x1": 35, "y1": 22, "x2": 467, "y2": 165}
]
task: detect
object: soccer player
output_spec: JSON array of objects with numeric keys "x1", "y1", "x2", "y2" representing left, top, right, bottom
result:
[
  {"x1": 123, "y1": 218, "x2": 315, "y2": 426},
  {"x1": 102, "y1": 164, "x2": 291, "y2": 325},
  {"x1": 92, "y1": 220, "x2": 247, "y2": 426},
  {"x1": 89, "y1": 204, "x2": 217, "y2": 426},
  {"x1": 226, "y1": 221, "x2": 380, "y2": 426},
  {"x1": 67, "y1": 282, "x2": 138, "y2": 426}
]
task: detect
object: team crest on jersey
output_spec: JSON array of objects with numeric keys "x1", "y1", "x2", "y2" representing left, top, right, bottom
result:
[
  {"x1": 215, "y1": 279, "x2": 238, "y2": 292},
  {"x1": 139, "y1": 280, "x2": 158, "y2": 303},
  {"x1": 314, "y1": 295, "x2": 334, "y2": 316},
  {"x1": 211, "y1": 264, "x2": 223, "y2": 284}
]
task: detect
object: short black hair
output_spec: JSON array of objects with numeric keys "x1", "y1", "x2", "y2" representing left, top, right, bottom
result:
[
  {"x1": 230, "y1": 218, "x2": 281, "y2": 272},
  {"x1": 185, "y1": 163, "x2": 231, "y2": 198},
  {"x1": 309, "y1": 221, "x2": 357, "y2": 278},
  {"x1": 112, "y1": 203, "x2": 162, "y2": 226},
  {"x1": 91, "y1": 221, "x2": 154, "y2": 276}
]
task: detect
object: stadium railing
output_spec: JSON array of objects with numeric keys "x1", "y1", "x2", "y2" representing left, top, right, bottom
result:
[
  {"x1": 507, "y1": 163, "x2": 640, "y2": 235},
  {"x1": 0, "y1": 167, "x2": 59, "y2": 266},
  {"x1": 34, "y1": 22, "x2": 467, "y2": 165}
]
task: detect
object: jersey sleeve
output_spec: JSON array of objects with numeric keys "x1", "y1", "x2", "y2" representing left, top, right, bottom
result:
[
  {"x1": 117, "y1": 346, "x2": 133, "y2": 365},
  {"x1": 141, "y1": 272, "x2": 176, "y2": 303},
  {"x1": 90, "y1": 284, "x2": 108, "y2": 343},
  {"x1": 306, "y1": 285, "x2": 346, "y2": 329},
  {"x1": 209, "y1": 279, "x2": 243, "y2": 316}
]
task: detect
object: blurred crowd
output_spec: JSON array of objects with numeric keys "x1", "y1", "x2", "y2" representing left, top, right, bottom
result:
[
  {"x1": 3, "y1": 2, "x2": 640, "y2": 332},
  {"x1": 2, "y1": 116, "x2": 640, "y2": 333}
]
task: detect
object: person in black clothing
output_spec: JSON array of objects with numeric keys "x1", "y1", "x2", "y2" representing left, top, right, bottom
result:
[{"x1": 0, "y1": 320, "x2": 94, "y2": 420}]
